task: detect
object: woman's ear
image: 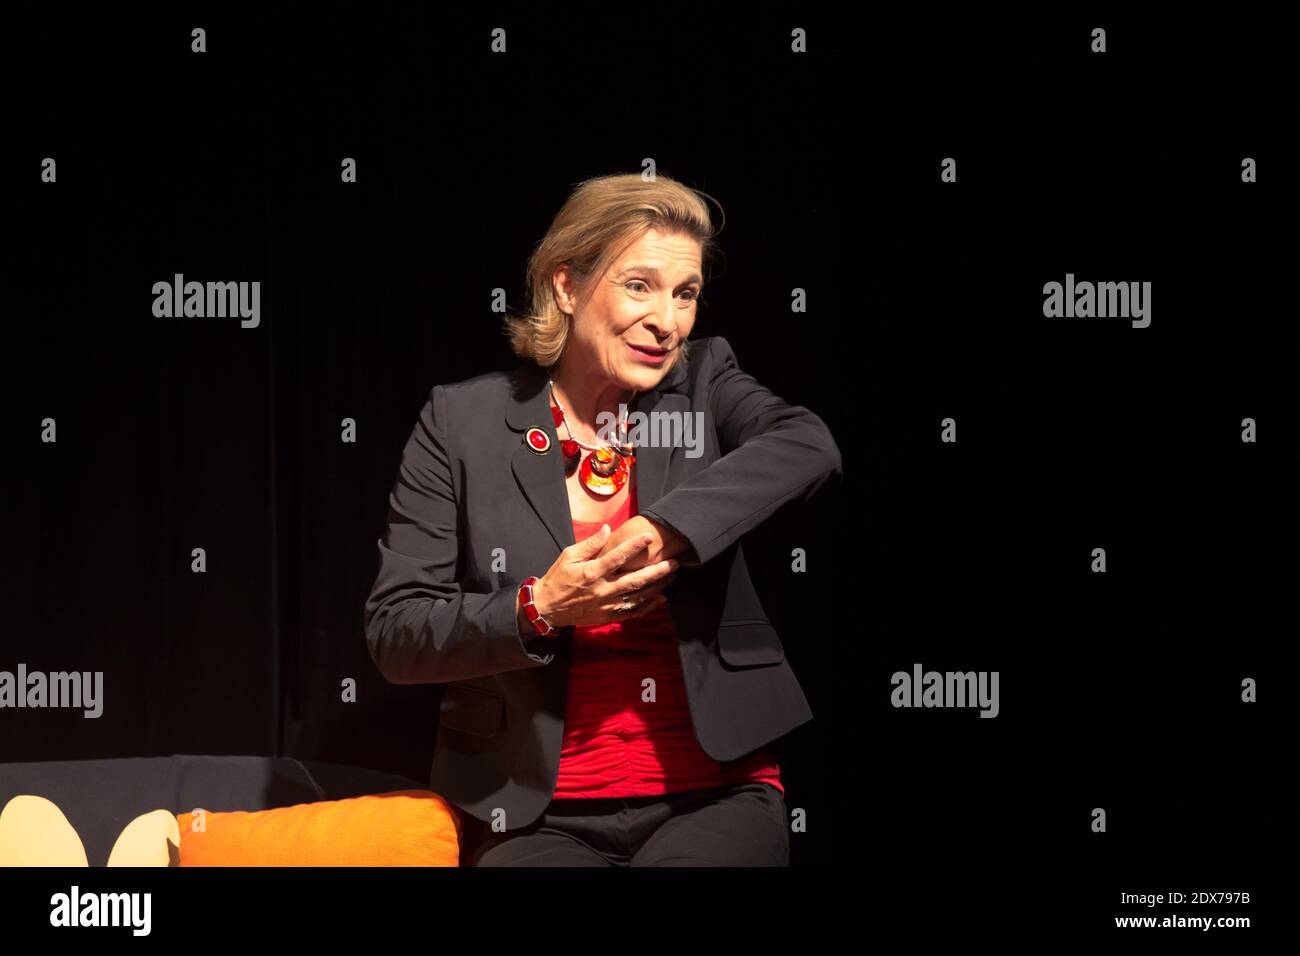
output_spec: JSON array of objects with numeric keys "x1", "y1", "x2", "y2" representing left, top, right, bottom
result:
[{"x1": 0, "y1": 794, "x2": 89, "y2": 866}]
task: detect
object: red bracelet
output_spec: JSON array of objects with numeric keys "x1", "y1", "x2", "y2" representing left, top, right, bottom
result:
[{"x1": 518, "y1": 576, "x2": 557, "y2": 637}]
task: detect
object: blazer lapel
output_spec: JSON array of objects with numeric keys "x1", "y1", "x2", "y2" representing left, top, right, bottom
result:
[{"x1": 506, "y1": 364, "x2": 574, "y2": 553}]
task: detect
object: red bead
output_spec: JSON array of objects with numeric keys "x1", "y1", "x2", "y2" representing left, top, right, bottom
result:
[
  {"x1": 551, "y1": 405, "x2": 564, "y2": 427},
  {"x1": 561, "y1": 439, "x2": 579, "y2": 458}
]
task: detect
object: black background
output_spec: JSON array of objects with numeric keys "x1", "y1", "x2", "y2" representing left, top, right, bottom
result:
[{"x1": 6, "y1": 1, "x2": 1295, "y2": 928}]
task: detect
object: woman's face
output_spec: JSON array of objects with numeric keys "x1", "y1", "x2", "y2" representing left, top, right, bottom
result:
[{"x1": 554, "y1": 227, "x2": 702, "y2": 393}]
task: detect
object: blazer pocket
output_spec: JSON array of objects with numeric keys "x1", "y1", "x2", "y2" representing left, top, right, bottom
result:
[
  {"x1": 439, "y1": 682, "x2": 506, "y2": 738},
  {"x1": 716, "y1": 621, "x2": 785, "y2": 668}
]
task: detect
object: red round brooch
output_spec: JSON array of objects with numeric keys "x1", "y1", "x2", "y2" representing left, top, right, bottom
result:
[{"x1": 524, "y1": 427, "x2": 551, "y2": 454}]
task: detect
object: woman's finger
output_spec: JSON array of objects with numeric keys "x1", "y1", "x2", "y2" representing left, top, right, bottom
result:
[
  {"x1": 567, "y1": 523, "x2": 611, "y2": 560},
  {"x1": 617, "y1": 594, "x2": 669, "y2": 620},
  {"x1": 607, "y1": 559, "x2": 677, "y2": 594},
  {"x1": 601, "y1": 576, "x2": 674, "y2": 614},
  {"x1": 590, "y1": 533, "x2": 653, "y2": 579}
]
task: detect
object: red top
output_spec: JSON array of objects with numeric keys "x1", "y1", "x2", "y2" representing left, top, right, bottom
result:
[{"x1": 553, "y1": 482, "x2": 783, "y2": 799}]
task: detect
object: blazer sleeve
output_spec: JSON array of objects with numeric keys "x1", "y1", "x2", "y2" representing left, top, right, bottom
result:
[
  {"x1": 363, "y1": 384, "x2": 556, "y2": 685},
  {"x1": 639, "y1": 336, "x2": 843, "y2": 567}
]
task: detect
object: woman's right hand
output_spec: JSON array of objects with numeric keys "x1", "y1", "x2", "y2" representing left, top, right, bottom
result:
[{"x1": 530, "y1": 524, "x2": 679, "y2": 629}]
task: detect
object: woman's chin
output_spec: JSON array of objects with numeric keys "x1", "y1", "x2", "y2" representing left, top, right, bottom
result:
[
  {"x1": 621, "y1": 356, "x2": 676, "y2": 391},
  {"x1": 628, "y1": 371, "x2": 667, "y2": 393}
]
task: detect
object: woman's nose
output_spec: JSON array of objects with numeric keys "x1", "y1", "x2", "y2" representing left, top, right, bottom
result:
[{"x1": 644, "y1": 300, "x2": 676, "y2": 337}]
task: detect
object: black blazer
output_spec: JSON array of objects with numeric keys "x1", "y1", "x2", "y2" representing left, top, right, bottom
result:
[{"x1": 363, "y1": 335, "x2": 842, "y2": 831}]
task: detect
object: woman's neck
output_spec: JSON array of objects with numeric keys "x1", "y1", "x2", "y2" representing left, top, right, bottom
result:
[{"x1": 549, "y1": 362, "x2": 635, "y2": 445}]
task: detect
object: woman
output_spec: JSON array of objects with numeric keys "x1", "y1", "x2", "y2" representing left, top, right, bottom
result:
[{"x1": 363, "y1": 173, "x2": 841, "y2": 865}]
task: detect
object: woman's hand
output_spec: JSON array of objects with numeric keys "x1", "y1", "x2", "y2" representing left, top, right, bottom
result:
[
  {"x1": 597, "y1": 515, "x2": 692, "y2": 573},
  {"x1": 528, "y1": 525, "x2": 679, "y2": 630}
]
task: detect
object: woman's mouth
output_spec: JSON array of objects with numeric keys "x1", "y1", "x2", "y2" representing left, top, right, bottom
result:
[{"x1": 627, "y1": 342, "x2": 670, "y2": 364}]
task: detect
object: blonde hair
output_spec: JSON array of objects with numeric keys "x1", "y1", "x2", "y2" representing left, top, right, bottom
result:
[{"x1": 504, "y1": 172, "x2": 723, "y2": 369}]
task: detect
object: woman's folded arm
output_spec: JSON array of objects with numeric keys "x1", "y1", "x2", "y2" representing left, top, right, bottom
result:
[{"x1": 639, "y1": 336, "x2": 843, "y2": 567}]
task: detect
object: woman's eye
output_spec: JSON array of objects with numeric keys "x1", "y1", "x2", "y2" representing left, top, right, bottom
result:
[{"x1": 626, "y1": 280, "x2": 697, "y2": 301}]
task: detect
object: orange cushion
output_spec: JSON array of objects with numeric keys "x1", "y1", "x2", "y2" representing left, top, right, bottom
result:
[{"x1": 176, "y1": 789, "x2": 462, "y2": 866}]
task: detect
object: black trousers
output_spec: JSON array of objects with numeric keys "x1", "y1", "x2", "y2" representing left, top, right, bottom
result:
[{"x1": 462, "y1": 781, "x2": 789, "y2": 867}]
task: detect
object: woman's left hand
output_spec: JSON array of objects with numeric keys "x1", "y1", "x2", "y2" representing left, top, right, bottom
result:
[{"x1": 597, "y1": 515, "x2": 691, "y2": 572}]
